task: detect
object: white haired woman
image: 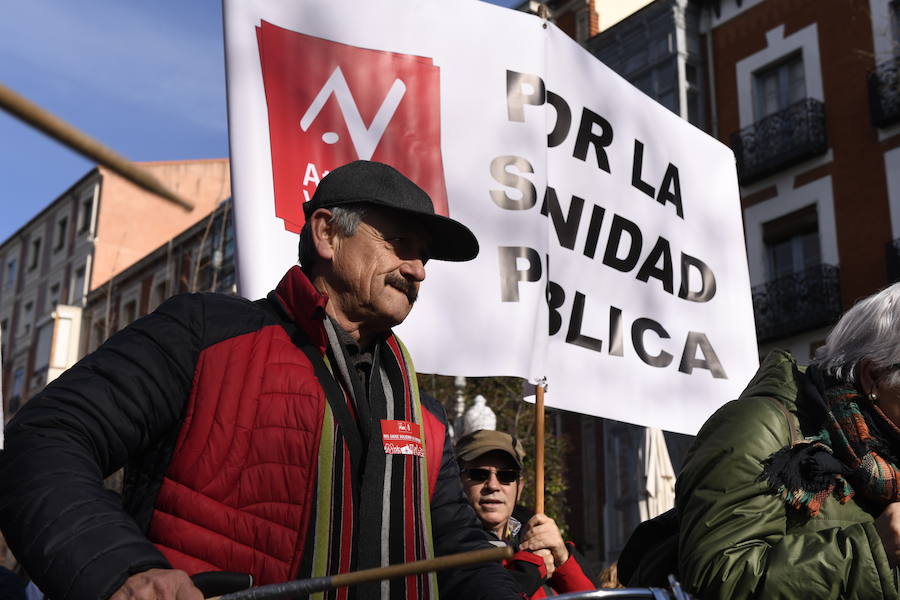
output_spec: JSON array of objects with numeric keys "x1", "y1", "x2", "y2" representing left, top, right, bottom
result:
[{"x1": 622, "y1": 283, "x2": 900, "y2": 599}]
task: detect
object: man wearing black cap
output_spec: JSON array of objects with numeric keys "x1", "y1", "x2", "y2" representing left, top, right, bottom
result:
[
  {"x1": 0, "y1": 162, "x2": 519, "y2": 600},
  {"x1": 455, "y1": 430, "x2": 595, "y2": 599}
]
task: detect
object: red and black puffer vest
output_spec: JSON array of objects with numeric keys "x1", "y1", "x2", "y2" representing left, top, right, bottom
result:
[{"x1": 145, "y1": 267, "x2": 446, "y2": 584}]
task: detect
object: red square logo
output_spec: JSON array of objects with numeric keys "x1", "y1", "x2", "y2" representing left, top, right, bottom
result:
[{"x1": 257, "y1": 21, "x2": 448, "y2": 233}]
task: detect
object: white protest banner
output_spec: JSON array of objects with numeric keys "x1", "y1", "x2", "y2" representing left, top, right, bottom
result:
[{"x1": 223, "y1": 0, "x2": 758, "y2": 434}]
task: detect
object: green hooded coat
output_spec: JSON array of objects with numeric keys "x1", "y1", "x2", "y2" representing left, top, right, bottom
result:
[{"x1": 633, "y1": 350, "x2": 900, "y2": 599}]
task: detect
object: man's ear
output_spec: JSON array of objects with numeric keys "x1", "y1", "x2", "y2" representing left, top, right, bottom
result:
[
  {"x1": 309, "y1": 208, "x2": 337, "y2": 262},
  {"x1": 515, "y1": 477, "x2": 525, "y2": 504}
]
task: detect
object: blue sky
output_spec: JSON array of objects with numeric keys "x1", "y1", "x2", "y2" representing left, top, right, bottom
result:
[{"x1": 0, "y1": 0, "x2": 521, "y2": 242}]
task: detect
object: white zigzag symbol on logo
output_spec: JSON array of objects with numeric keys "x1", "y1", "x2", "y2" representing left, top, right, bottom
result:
[{"x1": 300, "y1": 66, "x2": 407, "y2": 161}]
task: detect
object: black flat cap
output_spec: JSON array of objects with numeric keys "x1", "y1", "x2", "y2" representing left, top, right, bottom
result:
[{"x1": 302, "y1": 160, "x2": 479, "y2": 262}]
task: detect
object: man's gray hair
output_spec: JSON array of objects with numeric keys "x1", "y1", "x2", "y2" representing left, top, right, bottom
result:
[
  {"x1": 813, "y1": 282, "x2": 900, "y2": 385},
  {"x1": 298, "y1": 205, "x2": 367, "y2": 272}
]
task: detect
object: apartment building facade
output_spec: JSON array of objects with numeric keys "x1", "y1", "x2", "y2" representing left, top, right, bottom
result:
[
  {"x1": 82, "y1": 198, "x2": 236, "y2": 357},
  {"x1": 712, "y1": 0, "x2": 900, "y2": 362},
  {"x1": 0, "y1": 159, "x2": 230, "y2": 415}
]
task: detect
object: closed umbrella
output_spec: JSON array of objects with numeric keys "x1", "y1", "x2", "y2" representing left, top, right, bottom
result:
[{"x1": 638, "y1": 427, "x2": 676, "y2": 521}]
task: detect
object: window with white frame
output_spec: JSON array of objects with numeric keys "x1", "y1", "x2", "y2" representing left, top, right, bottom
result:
[
  {"x1": 764, "y1": 205, "x2": 821, "y2": 280},
  {"x1": 92, "y1": 318, "x2": 107, "y2": 352},
  {"x1": 54, "y1": 216, "x2": 68, "y2": 252},
  {"x1": 121, "y1": 298, "x2": 137, "y2": 328},
  {"x1": 20, "y1": 301, "x2": 34, "y2": 337},
  {"x1": 49, "y1": 282, "x2": 61, "y2": 307},
  {"x1": 5, "y1": 258, "x2": 16, "y2": 290},
  {"x1": 28, "y1": 238, "x2": 42, "y2": 271},
  {"x1": 78, "y1": 194, "x2": 93, "y2": 233},
  {"x1": 34, "y1": 321, "x2": 53, "y2": 374},
  {"x1": 8, "y1": 366, "x2": 25, "y2": 413},
  {"x1": 69, "y1": 267, "x2": 85, "y2": 304},
  {"x1": 754, "y1": 52, "x2": 806, "y2": 119}
]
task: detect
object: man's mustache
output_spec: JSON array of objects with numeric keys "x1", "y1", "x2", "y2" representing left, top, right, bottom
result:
[{"x1": 385, "y1": 273, "x2": 418, "y2": 305}]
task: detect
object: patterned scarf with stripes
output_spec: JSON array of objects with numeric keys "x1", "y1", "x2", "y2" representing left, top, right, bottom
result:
[
  {"x1": 297, "y1": 319, "x2": 438, "y2": 600},
  {"x1": 761, "y1": 366, "x2": 900, "y2": 517}
]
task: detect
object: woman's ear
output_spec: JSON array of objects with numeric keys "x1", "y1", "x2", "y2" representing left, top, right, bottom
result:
[
  {"x1": 859, "y1": 359, "x2": 878, "y2": 396},
  {"x1": 309, "y1": 208, "x2": 337, "y2": 261}
]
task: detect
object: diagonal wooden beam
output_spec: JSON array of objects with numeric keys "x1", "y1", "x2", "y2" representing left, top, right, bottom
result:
[{"x1": 0, "y1": 82, "x2": 194, "y2": 211}]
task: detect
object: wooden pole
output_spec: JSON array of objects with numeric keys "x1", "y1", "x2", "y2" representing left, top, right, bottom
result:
[
  {"x1": 535, "y1": 381, "x2": 546, "y2": 515},
  {"x1": 0, "y1": 83, "x2": 194, "y2": 211},
  {"x1": 213, "y1": 546, "x2": 514, "y2": 600}
]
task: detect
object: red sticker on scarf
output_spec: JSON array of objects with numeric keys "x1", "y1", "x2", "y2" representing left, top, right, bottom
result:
[{"x1": 381, "y1": 420, "x2": 424, "y2": 457}]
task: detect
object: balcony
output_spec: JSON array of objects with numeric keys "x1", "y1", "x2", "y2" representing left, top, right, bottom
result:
[
  {"x1": 869, "y1": 56, "x2": 900, "y2": 128},
  {"x1": 731, "y1": 98, "x2": 828, "y2": 186},
  {"x1": 751, "y1": 264, "x2": 842, "y2": 343}
]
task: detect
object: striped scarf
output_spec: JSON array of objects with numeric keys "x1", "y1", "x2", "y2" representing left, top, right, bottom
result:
[
  {"x1": 298, "y1": 319, "x2": 437, "y2": 600},
  {"x1": 761, "y1": 366, "x2": 900, "y2": 517}
]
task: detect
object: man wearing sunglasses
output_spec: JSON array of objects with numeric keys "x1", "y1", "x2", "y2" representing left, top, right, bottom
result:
[{"x1": 455, "y1": 429, "x2": 595, "y2": 598}]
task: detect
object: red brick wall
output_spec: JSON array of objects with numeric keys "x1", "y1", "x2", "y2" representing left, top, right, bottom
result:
[{"x1": 711, "y1": 0, "x2": 891, "y2": 306}]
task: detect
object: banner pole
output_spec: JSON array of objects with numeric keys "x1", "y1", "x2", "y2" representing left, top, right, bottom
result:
[
  {"x1": 0, "y1": 83, "x2": 194, "y2": 211},
  {"x1": 535, "y1": 380, "x2": 546, "y2": 515},
  {"x1": 211, "y1": 546, "x2": 514, "y2": 600}
]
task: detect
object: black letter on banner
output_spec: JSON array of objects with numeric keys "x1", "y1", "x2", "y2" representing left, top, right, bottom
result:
[
  {"x1": 507, "y1": 70, "x2": 545, "y2": 122},
  {"x1": 547, "y1": 280, "x2": 565, "y2": 336},
  {"x1": 566, "y1": 292, "x2": 603, "y2": 352},
  {"x1": 583, "y1": 204, "x2": 606, "y2": 259},
  {"x1": 631, "y1": 139, "x2": 655, "y2": 198},
  {"x1": 603, "y1": 214, "x2": 643, "y2": 273},
  {"x1": 636, "y1": 237, "x2": 674, "y2": 294},
  {"x1": 498, "y1": 246, "x2": 542, "y2": 302},
  {"x1": 680, "y1": 332, "x2": 727, "y2": 378},
  {"x1": 540, "y1": 188, "x2": 584, "y2": 250},
  {"x1": 632, "y1": 318, "x2": 673, "y2": 368},
  {"x1": 490, "y1": 156, "x2": 537, "y2": 210},
  {"x1": 658, "y1": 163, "x2": 684, "y2": 219},
  {"x1": 679, "y1": 253, "x2": 717, "y2": 302},
  {"x1": 547, "y1": 91, "x2": 571, "y2": 148},
  {"x1": 573, "y1": 108, "x2": 613, "y2": 173}
]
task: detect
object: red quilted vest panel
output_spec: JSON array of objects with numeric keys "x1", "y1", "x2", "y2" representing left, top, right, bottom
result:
[{"x1": 147, "y1": 324, "x2": 325, "y2": 584}]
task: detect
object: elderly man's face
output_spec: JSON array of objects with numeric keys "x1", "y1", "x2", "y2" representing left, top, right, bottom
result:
[
  {"x1": 461, "y1": 451, "x2": 522, "y2": 536},
  {"x1": 329, "y1": 209, "x2": 430, "y2": 332}
]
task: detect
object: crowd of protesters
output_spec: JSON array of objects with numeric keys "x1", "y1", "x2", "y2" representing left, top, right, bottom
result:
[{"x1": 2, "y1": 159, "x2": 900, "y2": 599}]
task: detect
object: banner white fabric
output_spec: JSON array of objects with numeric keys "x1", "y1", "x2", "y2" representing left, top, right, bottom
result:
[{"x1": 223, "y1": 0, "x2": 759, "y2": 434}]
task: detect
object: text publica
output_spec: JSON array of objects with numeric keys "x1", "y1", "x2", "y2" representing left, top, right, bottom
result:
[{"x1": 491, "y1": 70, "x2": 726, "y2": 379}]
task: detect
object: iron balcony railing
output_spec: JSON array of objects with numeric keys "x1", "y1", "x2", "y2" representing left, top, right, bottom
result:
[
  {"x1": 751, "y1": 263, "x2": 842, "y2": 343},
  {"x1": 869, "y1": 56, "x2": 900, "y2": 128},
  {"x1": 730, "y1": 98, "x2": 828, "y2": 185}
]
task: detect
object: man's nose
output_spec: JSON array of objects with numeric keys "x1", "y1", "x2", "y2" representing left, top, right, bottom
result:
[
  {"x1": 399, "y1": 258, "x2": 426, "y2": 282},
  {"x1": 482, "y1": 472, "x2": 501, "y2": 491}
]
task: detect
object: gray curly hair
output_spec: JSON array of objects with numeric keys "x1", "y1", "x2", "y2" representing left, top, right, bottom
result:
[
  {"x1": 812, "y1": 282, "x2": 900, "y2": 386},
  {"x1": 298, "y1": 205, "x2": 368, "y2": 273}
]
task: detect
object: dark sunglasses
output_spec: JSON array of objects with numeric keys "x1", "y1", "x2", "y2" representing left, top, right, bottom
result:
[{"x1": 463, "y1": 467, "x2": 520, "y2": 485}]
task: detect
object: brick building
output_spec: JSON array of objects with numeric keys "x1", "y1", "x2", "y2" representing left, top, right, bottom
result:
[
  {"x1": 0, "y1": 159, "x2": 230, "y2": 415},
  {"x1": 711, "y1": 0, "x2": 900, "y2": 361},
  {"x1": 82, "y1": 198, "x2": 235, "y2": 357}
]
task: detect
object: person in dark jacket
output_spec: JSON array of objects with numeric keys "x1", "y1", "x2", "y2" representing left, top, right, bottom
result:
[
  {"x1": 0, "y1": 161, "x2": 521, "y2": 600},
  {"x1": 455, "y1": 429, "x2": 595, "y2": 598},
  {"x1": 623, "y1": 283, "x2": 900, "y2": 598}
]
